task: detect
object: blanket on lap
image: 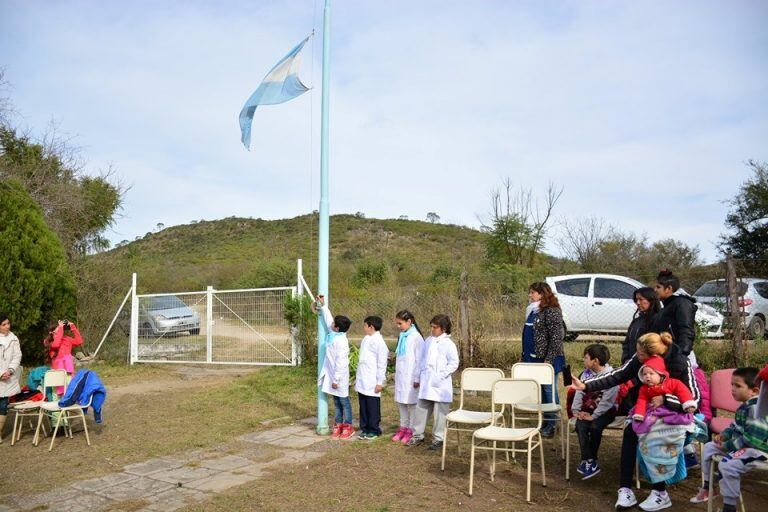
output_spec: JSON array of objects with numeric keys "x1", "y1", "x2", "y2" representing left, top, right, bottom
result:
[{"x1": 637, "y1": 418, "x2": 691, "y2": 484}]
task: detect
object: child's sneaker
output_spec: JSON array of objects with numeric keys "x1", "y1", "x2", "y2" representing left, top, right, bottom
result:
[
  {"x1": 576, "y1": 460, "x2": 588, "y2": 476},
  {"x1": 582, "y1": 460, "x2": 601, "y2": 480},
  {"x1": 400, "y1": 428, "x2": 414, "y2": 445},
  {"x1": 391, "y1": 427, "x2": 406, "y2": 442},
  {"x1": 690, "y1": 487, "x2": 718, "y2": 503},
  {"x1": 357, "y1": 432, "x2": 370, "y2": 441},
  {"x1": 638, "y1": 490, "x2": 671, "y2": 511},
  {"x1": 405, "y1": 435, "x2": 423, "y2": 447},
  {"x1": 331, "y1": 423, "x2": 343, "y2": 439},
  {"x1": 340, "y1": 423, "x2": 355, "y2": 440},
  {"x1": 428, "y1": 439, "x2": 443, "y2": 451},
  {"x1": 685, "y1": 452, "x2": 700, "y2": 470}
]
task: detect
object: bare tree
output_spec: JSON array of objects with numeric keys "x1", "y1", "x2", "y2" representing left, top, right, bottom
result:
[{"x1": 556, "y1": 217, "x2": 614, "y2": 271}]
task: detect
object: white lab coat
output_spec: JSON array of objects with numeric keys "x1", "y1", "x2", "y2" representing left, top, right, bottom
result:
[
  {"x1": 418, "y1": 334, "x2": 460, "y2": 403},
  {"x1": 394, "y1": 329, "x2": 424, "y2": 404},
  {"x1": 316, "y1": 306, "x2": 350, "y2": 398},
  {"x1": 355, "y1": 331, "x2": 389, "y2": 397}
]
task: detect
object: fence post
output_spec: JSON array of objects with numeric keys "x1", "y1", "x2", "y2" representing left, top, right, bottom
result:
[
  {"x1": 129, "y1": 273, "x2": 138, "y2": 365},
  {"x1": 206, "y1": 285, "x2": 214, "y2": 363},
  {"x1": 295, "y1": 259, "x2": 303, "y2": 366},
  {"x1": 459, "y1": 270, "x2": 472, "y2": 365},
  {"x1": 725, "y1": 252, "x2": 745, "y2": 366}
]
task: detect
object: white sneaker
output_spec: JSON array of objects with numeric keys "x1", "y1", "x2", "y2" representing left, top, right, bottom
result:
[
  {"x1": 639, "y1": 490, "x2": 672, "y2": 511},
  {"x1": 615, "y1": 487, "x2": 638, "y2": 510}
]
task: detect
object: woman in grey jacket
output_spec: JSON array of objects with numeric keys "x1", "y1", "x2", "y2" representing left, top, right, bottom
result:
[{"x1": 0, "y1": 314, "x2": 22, "y2": 443}]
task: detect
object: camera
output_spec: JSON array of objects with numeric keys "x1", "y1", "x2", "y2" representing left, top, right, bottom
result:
[{"x1": 62, "y1": 319, "x2": 70, "y2": 327}]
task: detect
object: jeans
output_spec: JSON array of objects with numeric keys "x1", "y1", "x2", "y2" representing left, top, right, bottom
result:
[
  {"x1": 621, "y1": 423, "x2": 665, "y2": 492},
  {"x1": 332, "y1": 395, "x2": 352, "y2": 424},
  {"x1": 541, "y1": 373, "x2": 560, "y2": 430}
]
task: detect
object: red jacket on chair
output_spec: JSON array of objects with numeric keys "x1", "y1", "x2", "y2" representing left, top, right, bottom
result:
[{"x1": 633, "y1": 355, "x2": 697, "y2": 418}]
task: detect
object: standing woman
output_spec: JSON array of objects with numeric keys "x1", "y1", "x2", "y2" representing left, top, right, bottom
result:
[
  {"x1": 652, "y1": 269, "x2": 697, "y2": 356},
  {"x1": 529, "y1": 282, "x2": 565, "y2": 438},
  {"x1": 0, "y1": 314, "x2": 22, "y2": 443},
  {"x1": 622, "y1": 287, "x2": 661, "y2": 364}
]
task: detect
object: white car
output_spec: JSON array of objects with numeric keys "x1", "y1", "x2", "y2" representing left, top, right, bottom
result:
[{"x1": 545, "y1": 274, "x2": 724, "y2": 340}]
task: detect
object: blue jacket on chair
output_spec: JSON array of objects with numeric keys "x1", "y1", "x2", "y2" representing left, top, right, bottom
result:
[{"x1": 58, "y1": 369, "x2": 107, "y2": 423}]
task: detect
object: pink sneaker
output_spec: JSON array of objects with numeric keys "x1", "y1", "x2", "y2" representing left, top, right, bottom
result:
[
  {"x1": 689, "y1": 487, "x2": 717, "y2": 503},
  {"x1": 400, "y1": 428, "x2": 414, "y2": 445},
  {"x1": 391, "y1": 427, "x2": 406, "y2": 442},
  {"x1": 331, "y1": 423, "x2": 343, "y2": 439}
]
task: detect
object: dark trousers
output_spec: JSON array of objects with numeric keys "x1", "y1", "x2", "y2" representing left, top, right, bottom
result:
[
  {"x1": 358, "y1": 393, "x2": 381, "y2": 435},
  {"x1": 575, "y1": 412, "x2": 615, "y2": 461},
  {"x1": 620, "y1": 423, "x2": 665, "y2": 491}
]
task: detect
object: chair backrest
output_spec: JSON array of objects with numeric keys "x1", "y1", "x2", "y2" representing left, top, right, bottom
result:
[
  {"x1": 42, "y1": 370, "x2": 69, "y2": 395},
  {"x1": 511, "y1": 363, "x2": 556, "y2": 406},
  {"x1": 493, "y1": 378, "x2": 542, "y2": 428},
  {"x1": 458, "y1": 368, "x2": 505, "y2": 409},
  {"x1": 711, "y1": 368, "x2": 740, "y2": 413}
]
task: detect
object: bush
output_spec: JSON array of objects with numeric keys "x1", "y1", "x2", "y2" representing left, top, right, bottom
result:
[
  {"x1": 352, "y1": 260, "x2": 388, "y2": 288},
  {"x1": 0, "y1": 180, "x2": 76, "y2": 362},
  {"x1": 283, "y1": 294, "x2": 317, "y2": 366}
]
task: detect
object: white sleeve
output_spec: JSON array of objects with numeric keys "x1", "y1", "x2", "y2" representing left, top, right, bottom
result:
[
  {"x1": 334, "y1": 339, "x2": 349, "y2": 384},
  {"x1": 376, "y1": 338, "x2": 389, "y2": 386},
  {"x1": 319, "y1": 305, "x2": 334, "y2": 333},
  {"x1": 442, "y1": 340, "x2": 460, "y2": 380},
  {"x1": 413, "y1": 334, "x2": 424, "y2": 384}
]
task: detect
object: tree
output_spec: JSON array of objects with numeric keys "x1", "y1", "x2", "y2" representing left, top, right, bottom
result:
[
  {"x1": 483, "y1": 179, "x2": 562, "y2": 267},
  {"x1": 398, "y1": 215, "x2": 409, "y2": 220},
  {"x1": 720, "y1": 160, "x2": 768, "y2": 272},
  {"x1": 156, "y1": 222, "x2": 165, "y2": 232},
  {"x1": 426, "y1": 212, "x2": 440, "y2": 223},
  {"x1": 557, "y1": 217, "x2": 614, "y2": 272},
  {"x1": 0, "y1": 180, "x2": 76, "y2": 361}
]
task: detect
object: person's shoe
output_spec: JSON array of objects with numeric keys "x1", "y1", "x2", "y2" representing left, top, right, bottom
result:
[
  {"x1": 690, "y1": 487, "x2": 718, "y2": 503},
  {"x1": 365, "y1": 432, "x2": 380, "y2": 441},
  {"x1": 615, "y1": 487, "x2": 638, "y2": 510},
  {"x1": 540, "y1": 426, "x2": 555, "y2": 438},
  {"x1": 576, "y1": 460, "x2": 588, "y2": 476},
  {"x1": 400, "y1": 428, "x2": 414, "y2": 445},
  {"x1": 331, "y1": 423, "x2": 343, "y2": 439},
  {"x1": 582, "y1": 459, "x2": 601, "y2": 480},
  {"x1": 638, "y1": 490, "x2": 671, "y2": 511},
  {"x1": 357, "y1": 432, "x2": 370, "y2": 440},
  {"x1": 391, "y1": 427, "x2": 406, "y2": 442},
  {"x1": 405, "y1": 435, "x2": 423, "y2": 447},
  {"x1": 428, "y1": 440, "x2": 443, "y2": 451},
  {"x1": 339, "y1": 423, "x2": 355, "y2": 440},
  {"x1": 685, "y1": 452, "x2": 700, "y2": 470}
]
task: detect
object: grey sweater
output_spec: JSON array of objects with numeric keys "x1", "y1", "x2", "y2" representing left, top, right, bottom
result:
[{"x1": 571, "y1": 364, "x2": 619, "y2": 419}]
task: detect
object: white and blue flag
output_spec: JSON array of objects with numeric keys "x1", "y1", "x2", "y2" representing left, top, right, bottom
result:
[{"x1": 239, "y1": 36, "x2": 311, "y2": 150}]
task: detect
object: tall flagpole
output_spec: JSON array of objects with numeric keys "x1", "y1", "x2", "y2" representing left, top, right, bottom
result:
[{"x1": 316, "y1": 0, "x2": 331, "y2": 435}]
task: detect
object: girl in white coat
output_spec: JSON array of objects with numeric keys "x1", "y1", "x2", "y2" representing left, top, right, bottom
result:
[
  {"x1": 355, "y1": 316, "x2": 389, "y2": 439},
  {"x1": 392, "y1": 310, "x2": 424, "y2": 445},
  {"x1": 314, "y1": 297, "x2": 355, "y2": 439},
  {"x1": 0, "y1": 314, "x2": 22, "y2": 443},
  {"x1": 407, "y1": 314, "x2": 459, "y2": 450}
]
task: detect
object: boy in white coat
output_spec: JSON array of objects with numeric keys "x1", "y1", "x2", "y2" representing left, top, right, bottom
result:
[
  {"x1": 392, "y1": 310, "x2": 425, "y2": 445},
  {"x1": 313, "y1": 296, "x2": 355, "y2": 440},
  {"x1": 355, "y1": 316, "x2": 389, "y2": 440},
  {"x1": 407, "y1": 314, "x2": 460, "y2": 450}
]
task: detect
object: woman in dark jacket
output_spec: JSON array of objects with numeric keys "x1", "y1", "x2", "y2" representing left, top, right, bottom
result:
[
  {"x1": 572, "y1": 332, "x2": 700, "y2": 511},
  {"x1": 622, "y1": 287, "x2": 661, "y2": 363},
  {"x1": 527, "y1": 281, "x2": 565, "y2": 437},
  {"x1": 652, "y1": 269, "x2": 697, "y2": 356}
]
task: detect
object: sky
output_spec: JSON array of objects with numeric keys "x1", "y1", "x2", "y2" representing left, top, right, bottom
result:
[{"x1": 1, "y1": 0, "x2": 766, "y2": 263}]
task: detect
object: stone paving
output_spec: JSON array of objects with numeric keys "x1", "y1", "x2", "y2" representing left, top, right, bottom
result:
[{"x1": 1, "y1": 420, "x2": 332, "y2": 511}]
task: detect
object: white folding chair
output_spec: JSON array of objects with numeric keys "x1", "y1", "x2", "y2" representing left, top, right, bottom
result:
[
  {"x1": 510, "y1": 363, "x2": 566, "y2": 461},
  {"x1": 707, "y1": 452, "x2": 768, "y2": 512},
  {"x1": 32, "y1": 370, "x2": 89, "y2": 450},
  {"x1": 469, "y1": 378, "x2": 546, "y2": 502},
  {"x1": 8, "y1": 365, "x2": 49, "y2": 445},
  {"x1": 441, "y1": 368, "x2": 505, "y2": 471}
]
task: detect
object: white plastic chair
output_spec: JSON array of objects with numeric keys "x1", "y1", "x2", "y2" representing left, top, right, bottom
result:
[
  {"x1": 510, "y1": 363, "x2": 566, "y2": 461},
  {"x1": 441, "y1": 368, "x2": 505, "y2": 471},
  {"x1": 32, "y1": 370, "x2": 91, "y2": 450},
  {"x1": 8, "y1": 365, "x2": 50, "y2": 445},
  {"x1": 468, "y1": 378, "x2": 546, "y2": 502}
]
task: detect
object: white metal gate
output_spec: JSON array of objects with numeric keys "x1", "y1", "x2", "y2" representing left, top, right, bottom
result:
[{"x1": 130, "y1": 281, "x2": 297, "y2": 366}]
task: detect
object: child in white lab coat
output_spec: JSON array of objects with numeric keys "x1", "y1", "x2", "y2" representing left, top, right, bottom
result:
[
  {"x1": 407, "y1": 314, "x2": 460, "y2": 450},
  {"x1": 355, "y1": 315, "x2": 390, "y2": 440},
  {"x1": 392, "y1": 310, "x2": 425, "y2": 445},
  {"x1": 313, "y1": 296, "x2": 355, "y2": 440}
]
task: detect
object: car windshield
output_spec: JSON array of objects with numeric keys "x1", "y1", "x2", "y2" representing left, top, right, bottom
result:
[
  {"x1": 148, "y1": 296, "x2": 188, "y2": 310},
  {"x1": 694, "y1": 281, "x2": 747, "y2": 297}
]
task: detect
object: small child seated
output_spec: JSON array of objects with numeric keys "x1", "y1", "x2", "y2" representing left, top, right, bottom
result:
[
  {"x1": 571, "y1": 344, "x2": 619, "y2": 480},
  {"x1": 690, "y1": 367, "x2": 768, "y2": 511},
  {"x1": 632, "y1": 355, "x2": 697, "y2": 422}
]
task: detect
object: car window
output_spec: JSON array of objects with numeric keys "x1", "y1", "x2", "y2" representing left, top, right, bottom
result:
[
  {"x1": 148, "y1": 296, "x2": 188, "y2": 310},
  {"x1": 594, "y1": 278, "x2": 636, "y2": 300},
  {"x1": 694, "y1": 280, "x2": 747, "y2": 297},
  {"x1": 754, "y1": 282, "x2": 768, "y2": 299},
  {"x1": 555, "y1": 278, "x2": 590, "y2": 297}
]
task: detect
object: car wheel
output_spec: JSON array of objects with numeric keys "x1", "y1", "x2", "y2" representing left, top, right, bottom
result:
[
  {"x1": 747, "y1": 316, "x2": 765, "y2": 339},
  {"x1": 189, "y1": 328, "x2": 200, "y2": 335},
  {"x1": 141, "y1": 322, "x2": 153, "y2": 337}
]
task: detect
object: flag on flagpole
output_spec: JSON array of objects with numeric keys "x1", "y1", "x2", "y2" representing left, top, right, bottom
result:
[{"x1": 239, "y1": 36, "x2": 311, "y2": 150}]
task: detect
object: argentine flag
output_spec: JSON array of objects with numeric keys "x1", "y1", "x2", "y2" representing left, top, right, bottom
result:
[{"x1": 239, "y1": 36, "x2": 311, "y2": 150}]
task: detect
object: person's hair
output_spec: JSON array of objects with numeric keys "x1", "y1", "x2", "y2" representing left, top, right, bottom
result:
[
  {"x1": 633, "y1": 287, "x2": 661, "y2": 328},
  {"x1": 429, "y1": 314, "x2": 452, "y2": 335},
  {"x1": 0, "y1": 314, "x2": 9, "y2": 324},
  {"x1": 334, "y1": 315, "x2": 352, "y2": 333},
  {"x1": 656, "y1": 269, "x2": 680, "y2": 292},
  {"x1": 395, "y1": 309, "x2": 423, "y2": 337},
  {"x1": 364, "y1": 315, "x2": 383, "y2": 331},
  {"x1": 636, "y1": 332, "x2": 673, "y2": 356},
  {"x1": 584, "y1": 344, "x2": 610, "y2": 366},
  {"x1": 44, "y1": 320, "x2": 59, "y2": 343},
  {"x1": 529, "y1": 282, "x2": 560, "y2": 309},
  {"x1": 733, "y1": 367, "x2": 759, "y2": 389}
]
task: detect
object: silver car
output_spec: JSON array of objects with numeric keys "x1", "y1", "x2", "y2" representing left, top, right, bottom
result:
[
  {"x1": 138, "y1": 295, "x2": 201, "y2": 337},
  {"x1": 693, "y1": 278, "x2": 768, "y2": 339}
]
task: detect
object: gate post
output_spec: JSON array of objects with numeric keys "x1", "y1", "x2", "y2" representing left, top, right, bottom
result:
[
  {"x1": 129, "y1": 273, "x2": 138, "y2": 365},
  {"x1": 206, "y1": 286, "x2": 214, "y2": 363}
]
